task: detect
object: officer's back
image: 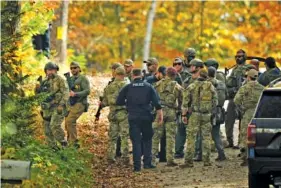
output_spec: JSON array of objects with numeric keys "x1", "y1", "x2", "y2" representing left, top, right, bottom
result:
[{"x1": 117, "y1": 69, "x2": 161, "y2": 121}]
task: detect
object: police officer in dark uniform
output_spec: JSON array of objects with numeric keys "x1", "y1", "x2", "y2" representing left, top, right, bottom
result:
[{"x1": 116, "y1": 68, "x2": 163, "y2": 172}]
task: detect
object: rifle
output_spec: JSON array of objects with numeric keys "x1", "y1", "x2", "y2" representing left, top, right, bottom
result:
[
  {"x1": 95, "y1": 96, "x2": 103, "y2": 122},
  {"x1": 64, "y1": 72, "x2": 78, "y2": 106},
  {"x1": 224, "y1": 56, "x2": 265, "y2": 76},
  {"x1": 94, "y1": 78, "x2": 115, "y2": 122}
]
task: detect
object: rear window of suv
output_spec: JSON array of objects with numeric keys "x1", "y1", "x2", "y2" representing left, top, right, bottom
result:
[{"x1": 254, "y1": 90, "x2": 281, "y2": 118}]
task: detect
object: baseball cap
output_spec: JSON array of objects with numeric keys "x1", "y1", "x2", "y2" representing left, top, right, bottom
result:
[
  {"x1": 115, "y1": 67, "x2": 126, "y2": 75},
  {"x1": 143, "y1": 57, "x2": 158, "y2": 65},
  {"x1": 110, "y1": 62, "x2": 122, "y2": 70},
  {"x1": 247, "y1": 69, "x2": 258, "y2": 78},
  {"x1": 124, "y1": 59, "x2": 133, "y2": 67}
]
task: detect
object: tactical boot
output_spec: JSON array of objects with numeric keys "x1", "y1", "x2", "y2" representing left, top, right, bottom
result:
[
  {"x1": 193, "y1": 156, "x2": 202, "y2": 162},
  {"x1": 232, "y1": 145, "x2": 240, "y2": 150},
  {"x1": 143, "y1": 164, "x2": 156, "y2": 169},
  {"x1": 203, "y1": 161, "x2": 212, "y2": 166},
  {"x1": 240, "y1": 159, "x2": 248, "y2": 166},
  {"x1": 166, "y1": 161, "x2": 178, "y2": 167},
  {"x1": 61, "y1": 140, "x2": 68, "y2": 148},
  {"x1": 215, "y1": 155, "x2": 226, "y2": 161},
  {"x1": 180, "y1": 163, "x2": 194, "y2": 168},
  {"x1": 225, "y1": 143, "x2": 234, "y2": 148},
  {"x1": 122, "y1": 157, "x2": 130, "y2": 166},
  {"x1": 174, "y1": 153, "x2": 184, "y2": 159},
  {"x1": 107, "y1": 158, "x2": 116, "y2": 164}
]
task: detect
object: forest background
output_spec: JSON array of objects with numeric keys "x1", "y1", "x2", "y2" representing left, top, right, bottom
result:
[{"x1": 1, "y1": 1, "x2": 281, "y2": 187}]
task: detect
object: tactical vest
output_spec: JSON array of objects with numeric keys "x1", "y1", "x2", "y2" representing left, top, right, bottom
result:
[
  {"x1": 155, "y1": 79, "x2": 177, "y2": 109},
  {"x1": 105, "y1": 80, "x2": 127, "y2": 106},
  {"x1": 226, "y1": 65, "x2": 247, "y2": 88},
  {"x1": 192, "y1": 81, "x2": 213, "y2": 113}
]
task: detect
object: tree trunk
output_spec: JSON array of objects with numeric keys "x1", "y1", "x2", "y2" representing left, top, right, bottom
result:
[
  {"x1": 50, "y1": 1, "x2": 69, "y2": 65},
  {"x1": 143, "y1": 0, "x2": 157, "y2": 70},
  {"x1": 199, "y1": 1, "x2": 205, "y2": 59},
  {"x1": 130, "y1": 39, "x2": 136, "y2": 61},
  {"x1": 115, "y1": 5, "x2": 123, "y2": 61},
  {"x1": 60, "y1": 0, "x2": 69, "y2": 65}
]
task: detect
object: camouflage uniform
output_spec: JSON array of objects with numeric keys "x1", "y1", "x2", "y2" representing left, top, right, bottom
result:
[
  {"x1": 258, "y1": 67, "x2": 281, "y2": 86},
  {"x1": 102, "y1": 67, "x2": 129, "y2": 161},
  {"x1": 124, "y1": 59, "x2": 134, "y2": 82},
  {"x1": 65, "y1": 62, "x2": 90, "y2": 145},
  {"x1": 182, "y1": 76, "x2": 218, "y2": 166},
  {"x1": 234, "y1": 71, "x2": 264, "y2": 159},
  {"x1": 152, "y1": 77, "x2": 183, "y2": 165},
  {"x1": 37, "y1": 62, "x2": 69, "y2": 147},
  {"x1": 225, "y1": 64, "x2": 248, "y2": 146}
]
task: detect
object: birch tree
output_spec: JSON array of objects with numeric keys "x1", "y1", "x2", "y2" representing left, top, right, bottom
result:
[{"x1": 143, "y1": 0, "x2": 157, "y2": 69}]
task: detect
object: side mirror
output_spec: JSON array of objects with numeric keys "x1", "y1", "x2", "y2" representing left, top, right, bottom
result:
[{"x1": 1, "y1": 160, "x2": 31, "y2": 184}]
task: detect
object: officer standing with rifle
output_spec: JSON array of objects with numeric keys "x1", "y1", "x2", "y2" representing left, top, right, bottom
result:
[
  {"x1": 35, "y1": 62, "x2": 69, "y2": 150},
  {"x1": 64, "y1": 62, "x2": 90, "y2": 148},
  {"x1": 225, "y1": 49, "x2": 248, "y2": 149},
  {"x1": 95, "y1": 62, "x2": 123, "y2": 157}
]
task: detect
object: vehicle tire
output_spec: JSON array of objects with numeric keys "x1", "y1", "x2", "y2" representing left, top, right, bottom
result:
[{"x1": 248, "y1": 173, "x2": 269, "y2": 188}]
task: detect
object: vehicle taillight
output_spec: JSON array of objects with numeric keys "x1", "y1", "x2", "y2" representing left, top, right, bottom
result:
[{"x1": 247, "y1": 124, "x2": 256, "y2": 147}]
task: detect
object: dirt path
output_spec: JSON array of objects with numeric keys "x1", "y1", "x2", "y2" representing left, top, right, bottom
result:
[
  {"x1": 153, "y1": 148, "x2": 247, "y2": 188},
  {"x1": 81, "y1": 75, "x2": 248, "y2": 188}
]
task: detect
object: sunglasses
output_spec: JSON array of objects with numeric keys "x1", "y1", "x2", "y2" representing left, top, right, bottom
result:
[
  {"x1": 70, "y1": 67, "x2": 78, "y2": 70},
  {"x1": 235, "y1": 55, "x2": 243, "y2": 59},
  {"x1": 147, "y1": 64, "x2": 153, "y2": 67},
  {"x1": 173, "y1": 63, "x2": 182, "y2": 66}
]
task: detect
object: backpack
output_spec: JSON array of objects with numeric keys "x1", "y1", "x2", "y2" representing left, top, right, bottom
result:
[
  {"x1": 155, "y1": 79, "x2": 177, "y2": 108},
  {"x1": 192, "y1": 81, "x2": 213, "y2": 113}
]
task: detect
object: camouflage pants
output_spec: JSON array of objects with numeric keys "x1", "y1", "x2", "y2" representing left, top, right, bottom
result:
[
  {"x1": 65, "y1": 102, "x2": 85, "y2": 144},
  {"x1": 43, "y1": 108, "x2": 66, "y2": 147},
  {"x1": 152, "y1": 108, "x2": 177, "y2": 164},
  {"x1": 185, "y1": 113, "x2": 212, "y2": 164},
  {"x1": 239, "y1": 108, "x2": 255, "y2": 158},
  {"x1": 107, "y1": 110, "x2": 129, "y2": 160}
]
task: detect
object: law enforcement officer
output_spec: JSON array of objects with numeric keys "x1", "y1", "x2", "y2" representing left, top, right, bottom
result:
[
  {"x1": 152, "y1": 67, "x2": 183, "y2": 167},
  {"x1": 36, "y1": 62, "x2": 69, "y2": 149},
  {"x1": 183, "y1": 58, "x2": 204, "y2": 89},
  {"x1": 258, "y1": 57, "x2": 281, "y2": 86},
  {"x1": 173, "y1": 57, "x2": 191, "y2": 86},
  {"x1": 116, "y1": 68, "x2": 163, "y2": 172},
  {"x1": 146, "y1": 66, "x2": 167, "y2": 163},
  {"x1": 173, "y1": 57, "x2": 191, "y2": 159},
  {"x1": 143, "y1": 57, "x2": 159, "y2": 77},
  {"x1": 124, "y1": 59, "x2": 134, "y2": 82},
  {"x1": 207, "y1": 66, "x2": 226, "y2": 161},
  {"x1": 64, "y1": 62, "x2": 90, "y2": 148},
  {"x1": 204, "y1": 58, "x2": 226, "y2": 83},
  {"x1": 181, "y1": 69, "x2": 218, "y2": 168},
  {"x1": 184, "y1": 59, "x2": 205, "y2": 161},
  {"x1": 146, "y1": 66, "x2": 166, "y2": 86},
  {"x1": 234, "y1": 69, "x2": 264, "y2": 166},
  {"x1": 225, "y1": 49, "x2": 248, "y2": 149},
  {"x1": 204, "y1": 58, "x2": 228, "y2": 146},
  {"x1": 183, "y1": 48, "x2": 196, "y2": 73},
  {"x1": 101, "y1": 67, "x2": 130, "y2": 164}
]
